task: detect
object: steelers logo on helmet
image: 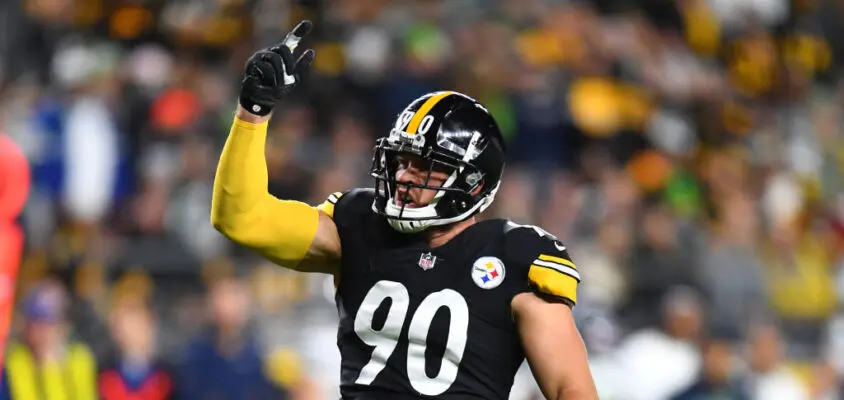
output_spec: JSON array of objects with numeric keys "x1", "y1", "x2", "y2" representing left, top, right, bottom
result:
[{"x1": 369, "y1": 91, "x2": 507, "y2": 233}]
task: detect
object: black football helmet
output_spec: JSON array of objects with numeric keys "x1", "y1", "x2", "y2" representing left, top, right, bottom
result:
[{"x1": 370, "y1": 91, "x2": 506, "y2": 233}]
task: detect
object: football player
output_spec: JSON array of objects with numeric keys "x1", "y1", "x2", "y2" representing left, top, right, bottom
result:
[{"x1": 211, "y1": 21, "x2": 598, "y2": 400}]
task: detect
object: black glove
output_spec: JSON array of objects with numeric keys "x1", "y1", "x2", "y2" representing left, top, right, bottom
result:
[{"x1": 239, "y1": 20, "x2": 316, "y2": 116}]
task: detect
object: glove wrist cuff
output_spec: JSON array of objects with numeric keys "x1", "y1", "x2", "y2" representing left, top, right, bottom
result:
[{"x1": 239, "y1": 95, "x2": 274, "y2": 117}]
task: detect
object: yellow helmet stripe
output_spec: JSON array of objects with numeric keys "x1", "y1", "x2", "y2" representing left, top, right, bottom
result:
[{"x1": 405, "y1": 91, "x2": 453, "y2": 134}]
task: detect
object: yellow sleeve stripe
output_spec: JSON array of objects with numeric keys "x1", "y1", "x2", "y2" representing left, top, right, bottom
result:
[
  {"x1": 317, "y1": 200, "x2": 336, "y2": 219},
  {"x1": 532, "y1": 260, "x2": 580, "y2": 281},
  {"x1": 538, "y1": 254, "x2": 576, "y2": 269},
  {"x1": 327, "y1": 192, "x2": 343, "y2": 204},
  {"x1": 528, "y1": 265, "x2": 578, "y2": 303},
  {"x1": 406, "y1": 91, "x2": 453, "y2": 134},
  {"x1": 317, "y1": 191, "x2": 344, "y2": 219}
]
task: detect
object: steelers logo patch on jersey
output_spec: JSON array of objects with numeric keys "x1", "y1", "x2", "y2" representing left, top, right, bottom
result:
[{"x1": 471, "y1": 257, "x2": 506, "y2": 289}]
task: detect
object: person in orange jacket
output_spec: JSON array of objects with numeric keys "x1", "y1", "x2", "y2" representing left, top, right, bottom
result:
[{"x1": 0, "y1": 133, "x2": 30, "y2": 362}]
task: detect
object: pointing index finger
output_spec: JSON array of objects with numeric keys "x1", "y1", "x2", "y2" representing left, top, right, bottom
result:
[{"x1": 282, "y1": 20, "x2": 313, "y2": 51}]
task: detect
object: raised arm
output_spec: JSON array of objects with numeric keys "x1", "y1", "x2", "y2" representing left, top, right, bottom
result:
[{"x1": 210, "y1": 21, "x2": 340, "y2": 274}]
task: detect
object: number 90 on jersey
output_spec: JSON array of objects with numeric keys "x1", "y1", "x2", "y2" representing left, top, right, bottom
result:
[{"x1": 353, "y1": 280, "x2": 470, "y2": 396}]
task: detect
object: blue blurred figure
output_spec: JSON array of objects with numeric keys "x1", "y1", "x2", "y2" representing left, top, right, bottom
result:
[
  {"x1": 177, "y1": 276, "x2": 290, "y2": 400},
  {"x1": 671, "y1": 339, "x2": 750, "y2": 400}
]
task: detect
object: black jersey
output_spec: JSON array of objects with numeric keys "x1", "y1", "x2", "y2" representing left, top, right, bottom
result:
[{"x1": 318, "y1": 189, "x2": 581, "y2": 400}]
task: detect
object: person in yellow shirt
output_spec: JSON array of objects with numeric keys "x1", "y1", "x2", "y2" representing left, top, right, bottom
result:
[{"x1": 3, "y1": 280, "x2": 97, "y2": 400}]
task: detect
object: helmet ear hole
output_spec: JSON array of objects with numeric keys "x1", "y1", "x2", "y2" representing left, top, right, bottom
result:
[
  {"x1": 464, "y1": 171, "x2": 481, "y2": 186},
  {"x1": 446, "y1": 191, "x2": 475, "y2": 214}
]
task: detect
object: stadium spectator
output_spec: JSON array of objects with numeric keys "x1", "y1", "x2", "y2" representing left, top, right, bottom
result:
[
  {"x1": 612, "y1": 287, "x2": 705, "y2": 400},
  {"x1": 98, "y1": 300, "x2": 173, "y2": 400},
  {"x1": 670, "y1": 338, "x2": 750, "y2": 400},
  {"x1": 745, "y1": 323, "x2": 811, "y2": 400},
  {"x1": 176, "y1": 276, "x2": 304, "y2": 399},
  {"x1": 1, "y1": 279, "x2": 97, "y2": 400}
]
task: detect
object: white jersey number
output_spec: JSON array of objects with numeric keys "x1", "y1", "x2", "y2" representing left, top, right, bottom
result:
[{"x1": 353, "y1": 280, "x2": 469, "y2": 396}]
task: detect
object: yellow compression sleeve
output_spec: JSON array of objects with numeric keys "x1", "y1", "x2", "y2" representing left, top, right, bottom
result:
[{"x1": 211, "y1": 117, "x2": 319, "y2": 268}]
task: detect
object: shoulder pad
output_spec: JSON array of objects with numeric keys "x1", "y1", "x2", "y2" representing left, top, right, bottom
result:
[
  {"x1": 504, "y1": 221, "x2": 580, "y2": 305},
  {"x1": 316, "y1": 188, "x2": 374, "y2": 222}
]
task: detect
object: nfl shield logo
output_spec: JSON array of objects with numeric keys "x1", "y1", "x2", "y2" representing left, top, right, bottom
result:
[{"x1": 418, "y1": 252, "x2": 437, "y2": 271}]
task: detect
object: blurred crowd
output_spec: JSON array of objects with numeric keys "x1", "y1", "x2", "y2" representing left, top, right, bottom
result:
[{"x1": 1, "y1": 0, "x2": 844, "y2": 399}]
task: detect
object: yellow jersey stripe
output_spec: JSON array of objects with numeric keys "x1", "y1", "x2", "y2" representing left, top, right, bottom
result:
[
  {"x1": 538, "y1": 254, "x2": 576, "y2": 269},
  {"x1": 528, "y1": 265, "x2": 578, "y2": 303},
  {"x1": 327, "y1": 192, "x2": 343, "y2": 204},
  {"x1": 532, "y1": 260, "x2": 580, "y2": 281},
  {"x1": 318, "y1": 191, "x2": 344, "y2": 218},
  {"x1": 317, "y1": 200, "x2": 336, "y2": 219},
  {"x1": 406, "y1": 91, "x2": 453, "y2": 134}
]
